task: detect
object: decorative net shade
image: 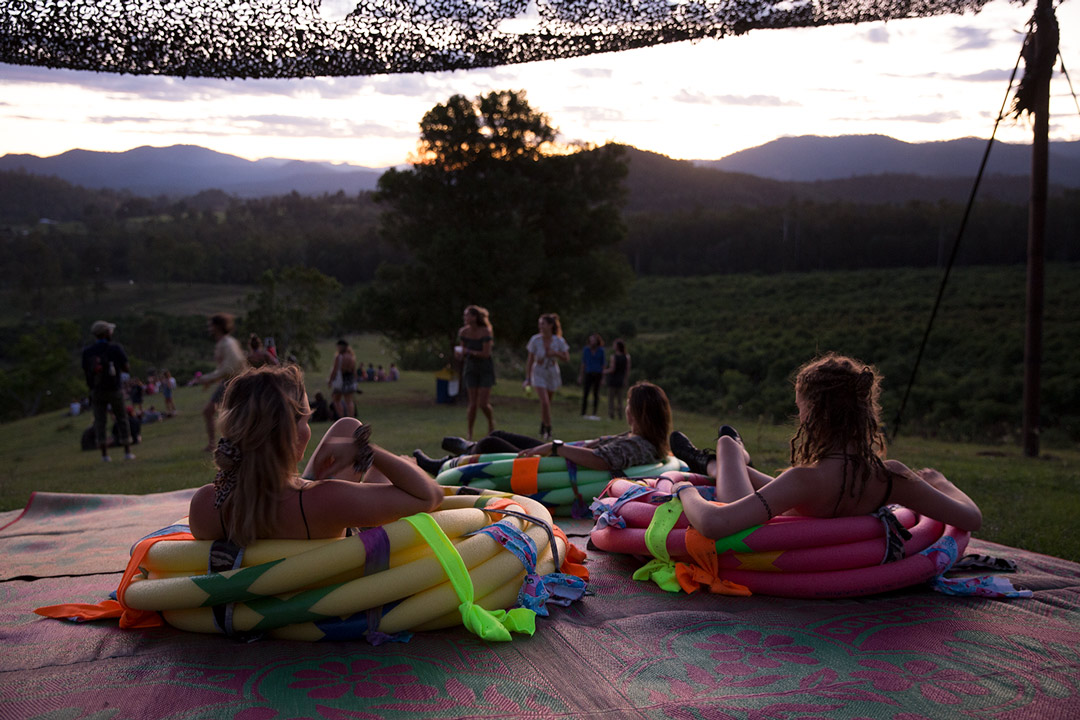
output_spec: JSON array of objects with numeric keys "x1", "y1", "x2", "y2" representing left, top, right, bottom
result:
[{"x1": 1, "y1": 0, "x2": 1009, "y2": 79}]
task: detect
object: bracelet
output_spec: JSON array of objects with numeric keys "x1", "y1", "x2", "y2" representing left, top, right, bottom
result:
[{"x1": 754, "y1": 490, "x2": 774, "y2": 519}]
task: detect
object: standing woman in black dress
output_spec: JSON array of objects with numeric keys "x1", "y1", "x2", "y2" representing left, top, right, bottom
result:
[
  {"x1": 458, "y1": 305, "x2": 496, "y2": 441},
  {"x1": 604, "y1": 338, "x2": 631, "y2": 420}
]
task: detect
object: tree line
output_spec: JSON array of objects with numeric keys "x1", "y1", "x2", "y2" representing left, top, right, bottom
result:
[
  {"x1": 2, "y1": 89, "x2": 1077, "y2": 441},
  {"x1": 3, "y1": 164, "x2": 1077, "y2": 303}
]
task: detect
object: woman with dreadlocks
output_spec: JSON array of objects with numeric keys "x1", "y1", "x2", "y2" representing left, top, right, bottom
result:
[{"x1": 669, "y1": 354, "x2": 982, "y2": 540}]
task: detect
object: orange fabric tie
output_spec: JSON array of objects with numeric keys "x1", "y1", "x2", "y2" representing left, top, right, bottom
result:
[
  {"x1": 676, "y1": 526, "x2": 751, "y2": 597},
  {"x1": 552, "y1": 524, "x2": 589, "y2": 581},
  {"x1": 510, "y1": 457, "x2": 541, "y2": 495},
  {"x1": 35, "y1": 530, "x2": 194, "y2": 629}
]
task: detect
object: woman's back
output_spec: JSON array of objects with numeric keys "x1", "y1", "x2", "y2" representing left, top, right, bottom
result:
[
  {"x1": 339, "y1": 351, "x2": 357, "y2": 374},
  {"x1": 189, "y1": 481, "x2": 333, "y2": 540},
  {"x1": 781, "y1": 457, "x2": 894, "y2": 519}
]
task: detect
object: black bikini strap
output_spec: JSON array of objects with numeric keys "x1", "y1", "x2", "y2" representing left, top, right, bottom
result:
[{"x1": 298, "y1": 485, "x2": 311, "y2": 540}]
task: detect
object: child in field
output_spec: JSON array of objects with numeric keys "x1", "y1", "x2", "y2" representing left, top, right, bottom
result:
[
  {"x1": 188, "y1": 365, "x2": 443, "y2": 546},
  {"x1": 669, "y1": 354, "x2": 982, "y2": 540}
]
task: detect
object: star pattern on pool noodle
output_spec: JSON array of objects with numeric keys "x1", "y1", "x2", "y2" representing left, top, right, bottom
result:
[
  {"x1": 452, "y1": 462, "x2": 500, "y2": 485},
  {"x1": 733, "y1": 550, "x2": 784, "y2": 572},
  {"x1": 190, "y1": 558, "x2": 286, "y2": 606}
]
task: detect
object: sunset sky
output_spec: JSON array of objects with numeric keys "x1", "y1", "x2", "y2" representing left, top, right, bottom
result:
[{"x1": 1, "y1": 0, "x2": 1078, "y2": 168}]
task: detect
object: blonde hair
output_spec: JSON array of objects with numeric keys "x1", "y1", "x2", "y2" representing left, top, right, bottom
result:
[
  {"x1": 626, "y1": 381, "x2": 672, "y2": 457},
  {"x1": 790, "y1": 353, "x2": 889, "y2": 510},
  {"x1": 464, "y1": 305, "x2": 492, "y2": 330},
  {"x1": 214, "y1": 365, "x2": 309, "y2": 546}
]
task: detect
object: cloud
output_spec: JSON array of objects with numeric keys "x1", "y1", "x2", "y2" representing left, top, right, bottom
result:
[
  {"x1": 84, "y1": 112, "x2": 415, "y2": 139},
  {"x1": 856, "y1": 111, "x2": 963, "y2": 123},
  {"x1": 233, "y1": 115, "x2": 416, "y2": 139},
  {"x1": 562, "y1": 106, "x2": 623, "y2": 122},
  {"x1": 953, "y1": 69, "x2": 1016, "y2": 83},
  {"x1": 674, "y1": 89, "x2": 798, "y2": 107},
  {"x1": 571, "y1": 68, "x2": 613, "y2": 79},
  {"x1": 368, "y1": 74, "x2": 445, "y2": 97},
  {"x1": 866, "y1": 27, "x2": 889, "y2": 44},
  {"x1": 89, "y1": 116, "x2": 159, "y2": 125},
  {"x1": 0, "y1": 63, "x2": 383, "y2": 101},
  {"x1": 886, "y1": 69, "x2": 1016, "y2": 83},
  {"x1": 950, "y1": 26, "x2": 995, "y2": 51}
]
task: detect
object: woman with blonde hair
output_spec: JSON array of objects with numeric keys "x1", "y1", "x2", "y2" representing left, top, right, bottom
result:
[{"x1": 188, "y1": 365, "x2": 442, "y2": 546}]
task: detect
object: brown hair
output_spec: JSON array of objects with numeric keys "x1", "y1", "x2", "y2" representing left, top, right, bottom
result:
[
  {"x1": 249, "y1": 333, "x2": 263, "y2": 351},
  {"x1": 790, "y1": 354, "x2": 888, "y2": 509},
  {"x1": 540, "y1": 313, "x2": 562, "y2": 337},
  {"x1": 210, "y1": 313, "x2": 235, "y2": 335},
  {"x1": 464, "y1": 305, "x2": 492, "y2": 330},
  {"x1": 627, "y1": 381, "x2": 672, "y2": 457},
  {"x1": 214, "y1": 365, "x2": 309, "y2": 546}
]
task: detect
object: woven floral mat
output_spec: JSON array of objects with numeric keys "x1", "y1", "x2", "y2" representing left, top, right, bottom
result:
[{"x1": 2, "y1": 491, "x2": 1078, "y2": 719}]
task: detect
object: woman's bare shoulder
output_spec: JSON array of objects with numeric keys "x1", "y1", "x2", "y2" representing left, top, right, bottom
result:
[{"x1": 188, "y1": 484, "x2": 220, "y2": 539}]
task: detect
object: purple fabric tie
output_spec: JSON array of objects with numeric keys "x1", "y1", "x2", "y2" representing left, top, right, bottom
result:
[{"x1": 358, "y1": 527, "x2": 411, "y2": 645}]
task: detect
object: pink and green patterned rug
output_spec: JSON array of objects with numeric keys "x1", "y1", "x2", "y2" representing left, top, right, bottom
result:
[{"x1": 2, "y1": 490, "x2": 1078, "y2": 719}]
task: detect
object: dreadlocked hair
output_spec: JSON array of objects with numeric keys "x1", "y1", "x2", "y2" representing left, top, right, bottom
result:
[
  {"x1": 215, "y1": 364, "x2": 309, "y2": 546},
  {"x1": 790, "y1": 354, "x2": 889, "y2": 509}
]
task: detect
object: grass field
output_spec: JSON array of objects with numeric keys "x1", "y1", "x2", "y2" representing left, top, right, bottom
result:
[{"x1": 2, "y1": 336, "x2": 1077, "y2": 562}]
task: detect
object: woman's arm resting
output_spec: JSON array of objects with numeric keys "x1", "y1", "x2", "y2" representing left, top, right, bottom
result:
[
  {"x1": 674, "y1": 484, "x2": 770, "y2": 540},
  {"x1": 371, "y1": 446, "x2": 444, "y2": 508},
  {"x1": 887, "y1": 462, "x2": 982, "y2": 532}
]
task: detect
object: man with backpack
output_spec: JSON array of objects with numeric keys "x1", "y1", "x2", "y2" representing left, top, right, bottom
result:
[{"x1": 82, "y1": 320, "x2": 135, "y2": 461}]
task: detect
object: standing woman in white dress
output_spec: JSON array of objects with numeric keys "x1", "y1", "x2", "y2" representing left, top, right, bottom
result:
[{"x1": 524, "y1": 313, "x2": 570, "y2": 440}]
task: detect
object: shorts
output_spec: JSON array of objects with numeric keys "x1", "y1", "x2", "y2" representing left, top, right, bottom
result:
[
  {"x1": 463, "y1": 358, "x2": 495, "y2": 389},
  {"x1": 336, "y1": 371, "x2": 357, "y2": 394}
]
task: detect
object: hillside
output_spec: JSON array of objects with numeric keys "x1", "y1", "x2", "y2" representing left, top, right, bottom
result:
[
  {"x1": 3, "y1": 135, "x2": 1079, "y2": 204},
  {"x1": 619, "y1": 146, "x2": 1044, "y2": 212},
  {"x1": 2, "y1": 144, "x2": 1064, "y2": 226},
  {"x1": 0, "y1": 145, "x2": 386, "y2": 198},
  {"x1": 697, "y1": 134, "x2": 1080, "y2": 187}
]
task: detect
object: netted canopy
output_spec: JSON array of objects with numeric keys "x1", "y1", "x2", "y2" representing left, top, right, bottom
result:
[{"x1": 1, "y1": 0, "x2": 1011, "y2": 79}]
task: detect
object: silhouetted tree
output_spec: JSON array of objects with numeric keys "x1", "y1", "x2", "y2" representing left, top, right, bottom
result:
[
  {"x1": 364, "y1": 90, "x2": 631, "y2": 345},
  {"x1": 245, "y1": 266, "x2": 342, "y2": 369}
]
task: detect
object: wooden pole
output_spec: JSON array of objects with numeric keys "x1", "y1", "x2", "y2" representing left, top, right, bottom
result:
[{"x1": 1021, "y1": 0, "x2": 1056, "y2": 458}]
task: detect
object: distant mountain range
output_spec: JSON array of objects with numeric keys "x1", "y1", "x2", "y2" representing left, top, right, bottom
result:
[
  {"x1": 1, "y1": 135, "x2": 1078, "y2": 202},
  {"x1": 0, "y1": 145, "x2": 388, "y2": 197},
  {"x1": 696, "y1": 134, "x2": 1080, "y2": 187}
]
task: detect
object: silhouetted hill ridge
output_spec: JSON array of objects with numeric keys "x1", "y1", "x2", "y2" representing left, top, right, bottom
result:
[
  {"x1": 0, "y1": 145, "x2": 385, "y2": 198},
  {"x1": 697, "y1": 134, "x2": 1080, "y2": 186},
  {"x1": 2, "y1": 138, "x2": 1077, "y2": 218}
]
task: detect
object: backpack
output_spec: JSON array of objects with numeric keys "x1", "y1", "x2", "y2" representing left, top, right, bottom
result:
[{"x1": 88, "y1": 345, "x2": 119, "y2": 391}]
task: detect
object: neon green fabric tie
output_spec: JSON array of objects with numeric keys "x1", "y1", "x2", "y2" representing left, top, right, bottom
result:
[
  {"x1": 403, "y1": 513, "x2": 535, "y2": 642},
  {"x1": 632, "y1": 497, "x2": 684, "y2": 592}
]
